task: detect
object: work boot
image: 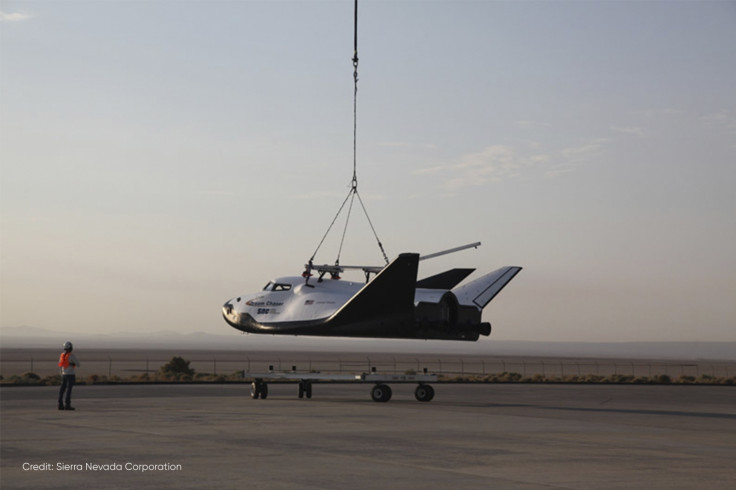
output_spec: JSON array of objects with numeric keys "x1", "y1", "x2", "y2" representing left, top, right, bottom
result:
[
  {"x1": 58, "y1": 404, "x2": 64, "y2": 410},
  {"x1": 64, "y1": 406, "x2": 75, "y2": 411}
]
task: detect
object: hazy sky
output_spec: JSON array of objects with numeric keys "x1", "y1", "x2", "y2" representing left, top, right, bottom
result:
[{"x1": 1, "y1": 0, "x2": 734, "y2": 346}]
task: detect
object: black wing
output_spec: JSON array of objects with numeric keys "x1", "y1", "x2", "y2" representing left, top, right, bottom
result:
[{"x1": 416, "y1": 268, "x2": 475, "y2": 289}]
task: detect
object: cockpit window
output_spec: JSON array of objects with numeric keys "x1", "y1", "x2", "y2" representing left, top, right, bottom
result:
[{"x1": 262, "y1": 281, "x2": 291, "y2": 292}]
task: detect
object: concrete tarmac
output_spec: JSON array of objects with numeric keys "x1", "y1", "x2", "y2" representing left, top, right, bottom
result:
[{"x1": 1, "y1": 382, "x2": 735, "y2": 489}]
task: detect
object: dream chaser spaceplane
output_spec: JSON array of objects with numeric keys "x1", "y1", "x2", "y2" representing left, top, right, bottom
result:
[{"x1": 223, "y1": 244, "x2": 521, "y2": 342}]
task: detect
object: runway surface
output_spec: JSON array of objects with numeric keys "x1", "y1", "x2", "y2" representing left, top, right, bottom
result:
[{"x1": 2, "y1": 383, "x2": 735, "y2": 489}]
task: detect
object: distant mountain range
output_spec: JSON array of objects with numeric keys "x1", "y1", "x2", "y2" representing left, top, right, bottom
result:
[{"x1": 1, "y1": 325, "x2": 734, "y2": 360}]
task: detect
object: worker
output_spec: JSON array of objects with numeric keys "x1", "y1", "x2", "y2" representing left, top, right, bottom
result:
[{"x1": 58, "y1": 341, "x2": 80, "y2": 410}]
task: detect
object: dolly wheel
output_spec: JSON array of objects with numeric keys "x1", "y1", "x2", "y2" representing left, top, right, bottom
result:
[
  {"x1": 414, "y1": 384, "x2": 434, "y2": 402},
  {"x1": 370, "y1": 384, "x2": 392, "y2": 402}
]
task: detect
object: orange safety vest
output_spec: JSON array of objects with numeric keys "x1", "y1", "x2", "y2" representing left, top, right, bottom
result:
[{"x1": 59, "y1": 352, "x2": 71, "y2": 368}]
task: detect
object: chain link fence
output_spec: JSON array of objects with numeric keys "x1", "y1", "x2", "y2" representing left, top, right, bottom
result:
[{"x1": 2, "y1": 350, "x2": 733, "y2": 379}]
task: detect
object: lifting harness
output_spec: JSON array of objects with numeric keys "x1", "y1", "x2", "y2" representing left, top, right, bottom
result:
[{"x1": 306, "y1": 0, "x2": 389, "y2": 282}]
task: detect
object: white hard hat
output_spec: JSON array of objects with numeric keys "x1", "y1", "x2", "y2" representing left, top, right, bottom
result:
[{"x1": 63, "y1": 341, "x2": 73, "y2": 351}]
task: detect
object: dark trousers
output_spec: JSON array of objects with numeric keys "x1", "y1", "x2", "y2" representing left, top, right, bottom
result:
[{"x1": 58, "y1": 374, "x2": 75, "y2": 407}]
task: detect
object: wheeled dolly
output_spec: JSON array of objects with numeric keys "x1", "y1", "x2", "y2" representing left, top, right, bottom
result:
[{"x1": 246, "y1": 372, "x2": 438, "y2": 402}]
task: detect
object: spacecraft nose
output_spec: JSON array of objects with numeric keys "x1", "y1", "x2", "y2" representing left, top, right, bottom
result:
[{"x1": 222, "y1": 300, "x2": 242, "y2": 329}]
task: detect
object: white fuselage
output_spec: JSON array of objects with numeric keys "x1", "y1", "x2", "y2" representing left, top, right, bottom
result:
[{"x1": 224, "y1": 276, "x2": 447, "y2": 327}]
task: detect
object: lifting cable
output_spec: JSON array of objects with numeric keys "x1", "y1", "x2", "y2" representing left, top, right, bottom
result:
[{"x1": 308, "y1": 0, "x2": 389, "y2": 271}]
